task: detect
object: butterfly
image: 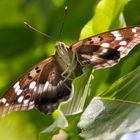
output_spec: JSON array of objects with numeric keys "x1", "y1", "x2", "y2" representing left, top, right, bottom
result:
[{"x1": 0, "y1": 26, "x2": 140, "y2": 117}]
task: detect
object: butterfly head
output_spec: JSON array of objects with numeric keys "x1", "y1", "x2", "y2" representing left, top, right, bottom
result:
[
  {"x1": 55, "y1": 41, "x2": 78, "y2": 76},
  {"x1": 55, "y1": 41, "x2": 72, "y2": 65},
  {"x1": 55, "y1": 41, "x2": 69, "y2": 56}
]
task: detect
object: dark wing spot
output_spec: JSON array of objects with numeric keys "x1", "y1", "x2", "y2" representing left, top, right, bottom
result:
[
  {"x1": 98, "y1": 36, "x2": 104, "y2": 41},
  {"x1": 28, "y1": 76, "x2": 33, "y2": 80},
  {"x1": 87, "y1": 38, "x2": 94, "y2": 44},
  {"x1": 100, "y1": 48, "x2": 120, "y2": 60},
  {"x1": 115, "y1": 45, "x2": 121, "y2": 49},
  {"x1": 35, "y1": 66, "x2": 39, "y2": 70},
  {"x1": 78, "y1": 45, "x2": 100, "y2": 55},
  {"x1": 87, "y1": 38, "x2": 92, "y2": 41},
  {"x1": 90, "y1": 40, "x2": 94, "y2": 44},
  {"x1": 28, "y1": 73, "x2": 32, "y2": 80},
  {"x1": 36, "y1": 69, "x2": 41, "y2": 73},
  {"x1": 25, "y1": 93, "x2": 32, "y2": 100}
]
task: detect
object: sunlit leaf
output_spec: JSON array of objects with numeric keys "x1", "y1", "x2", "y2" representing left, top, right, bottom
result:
[{"x1": 78, "y1": 66, "x2": 140, "y2": 140}]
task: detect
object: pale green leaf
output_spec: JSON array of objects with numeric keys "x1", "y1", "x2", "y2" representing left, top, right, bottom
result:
[
  {"x1": 78, "y1": 66, "x2": 140, "y2": 140},
  {"x1": 80, "y1": 0, "x2": 128, "y2": 39}
]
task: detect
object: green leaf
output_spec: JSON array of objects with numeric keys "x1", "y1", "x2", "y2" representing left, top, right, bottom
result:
[
  {"x1": 0, "y1": 0, "x2": 139, "y2": 140},
  {"x1": 80, "y1": 0, "x2": 128, "y2": 39},
  {"x1": 60, "y1": 66, "x2": 93, "y2": 115},
  {"x1": 78, "y1": 66, "x2": 140, "y2": 140}
]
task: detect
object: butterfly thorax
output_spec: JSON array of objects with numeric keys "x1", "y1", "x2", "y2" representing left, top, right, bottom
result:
[{"x1": 55, "y1": 41, "x2": 78, "y2": 79}]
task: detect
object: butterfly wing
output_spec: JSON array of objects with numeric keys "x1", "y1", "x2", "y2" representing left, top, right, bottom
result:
[
  {"x1": 0, "y1": 57, "x2": 57, "y2": 117},
  {"x1": 71, "y1": 26, "x2": 140, "y2": 69},
  {"x1": 34, "y1": 57, "x2": 72, "y2": 114}
]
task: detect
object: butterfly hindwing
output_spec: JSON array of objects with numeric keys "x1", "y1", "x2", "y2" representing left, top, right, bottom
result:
[
  {"x1": 71, "y1": 26, "x2": 140, "y2": 68},
  {"x1": 34, "y1": 57, "x2": 72, "y2": 114}
]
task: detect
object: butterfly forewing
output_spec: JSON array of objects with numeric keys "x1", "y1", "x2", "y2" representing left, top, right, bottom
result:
[
  {"x1": 0, "y1": 57, "x2": 55, "y2": 116},
  {"x1": 0, "y1": 55, "x2": 73, "y2": 116},
  {"x1": 71, "y1": 26, "x2": 140, "y2": 68}
]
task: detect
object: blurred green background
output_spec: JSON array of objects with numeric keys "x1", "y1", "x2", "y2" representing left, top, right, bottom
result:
[{"x1": 1, "y1": 0, "x2": 140, "y2": 140}]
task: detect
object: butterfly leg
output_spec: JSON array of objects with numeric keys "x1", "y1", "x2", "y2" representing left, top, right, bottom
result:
[
  {"x1": 63, "y1": 83, "x2": 71, "y2": 91},
  {"x1": 61, "y1": 68, "x2": 73, "y2": 81},
  {"x1": 71, "y1": 52, "x2": 76, "y2": 65},
  {"x1": 75, "y1": 52, "x2": 85, "y2": 67}
]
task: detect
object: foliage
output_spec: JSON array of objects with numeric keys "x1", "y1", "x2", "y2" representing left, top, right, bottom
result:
[{"x1": 1, "y1": 0, "x2": 140, "y2": 140}]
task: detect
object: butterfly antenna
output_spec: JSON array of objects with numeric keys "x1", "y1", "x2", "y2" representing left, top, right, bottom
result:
[
  {"x1": 24, "y1": 22, "x2": 54, "y2": 40},
  {"x1": 58, "y1": 5, "x2": 68, "y2": 40}
]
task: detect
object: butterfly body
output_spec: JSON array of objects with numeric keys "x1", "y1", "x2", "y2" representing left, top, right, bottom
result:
[
  {"x1": 0, "y1": 26, "x2": 140, "y2": 116},
  {"x1": 55, "y1": 41, "x2": 81, "y2": 79}
]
